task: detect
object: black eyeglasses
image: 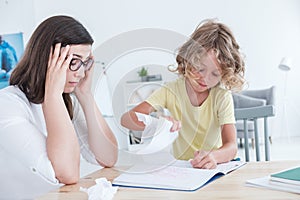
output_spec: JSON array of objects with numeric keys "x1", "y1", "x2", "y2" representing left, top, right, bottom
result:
[{"x1": 69, "y1": 58, "x2": 94, "y2": 71}]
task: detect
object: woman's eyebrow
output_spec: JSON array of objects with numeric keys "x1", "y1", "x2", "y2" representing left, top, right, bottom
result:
[
  {"x1": 72, "y1": 54, "x2": 82, "y2": 58},
  {"x1": 73, "y1": 54, "x2": 91, "y2": 61}
]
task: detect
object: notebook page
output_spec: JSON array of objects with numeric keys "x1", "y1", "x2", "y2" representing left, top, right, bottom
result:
[{"x1": 113, "y1": 165, "x2": 220, "y2": 191}]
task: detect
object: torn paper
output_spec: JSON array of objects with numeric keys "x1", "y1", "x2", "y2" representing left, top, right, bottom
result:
[
  {"x1": 80, "y1": 178, "x2": 118, "y2": 200},
  {"x1": 135, "y1": 112, "x2": 178, "y2": 154}
]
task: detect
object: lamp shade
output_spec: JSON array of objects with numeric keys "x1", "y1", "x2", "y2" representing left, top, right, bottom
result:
[{"x1": 278, "y1": 57, "x2": 292, "y2": 71}]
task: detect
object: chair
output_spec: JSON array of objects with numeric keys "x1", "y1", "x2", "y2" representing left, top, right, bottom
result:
[
  {"x1": 232, "y1": 86, "x2": 276, "y2": 161},
  {"x1": 233, "y1": 93, "x2": 266, "y2": 148}
]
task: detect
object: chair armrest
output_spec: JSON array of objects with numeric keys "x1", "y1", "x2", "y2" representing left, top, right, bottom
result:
[
  {"x1": 233, "y1": 93, "x2": 266, "y2": 109},
  {"x1": 234, "y1": 105, "x2": 275, "y2": 120}
]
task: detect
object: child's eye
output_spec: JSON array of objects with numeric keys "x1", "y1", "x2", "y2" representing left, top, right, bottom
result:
[
  {"x1": 196, "y1": 68, "x2": 205, "y2": 73},
  {"x1": 212, "y1": 72, "x2": 220, "y2": 77}
]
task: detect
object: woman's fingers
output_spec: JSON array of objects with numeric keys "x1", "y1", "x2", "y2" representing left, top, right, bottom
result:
[
  {"x1": 48, "y1": 43, "x2": 70, "y2": 70},
  {"x1": 83, "y1": 58, "x2": 94, "y2": 78},
  {"x1": 45, "y1": 43, "x2": 71, "y2": 96},
  {"x1": 47, "y1": 46, "x2": 53, "y2": 68},
  {"x1": 49, "y1": 43, "x2": 61, "y2": 69},
  {"x1": 63, "y1": 53, "x2": 73, "y2": 70},
  {"x1": 55, "y1": 45, "x2": 70, "y2": 70}
]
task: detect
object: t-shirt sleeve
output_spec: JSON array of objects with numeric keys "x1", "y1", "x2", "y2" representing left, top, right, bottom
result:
[
  {"x1": 145, "y1": 84, "x2": 168, "y2": 111},
  {"x1": 216, "y1": 90, "x2": 236, "y2": 125},
  {"x1": 0, "y1": 94, "x2": 58, "y2": 185}
]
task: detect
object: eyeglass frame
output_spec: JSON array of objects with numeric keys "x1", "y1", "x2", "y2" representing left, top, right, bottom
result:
[{"x1": 69, "y1": 57, "x2": 94, "y2": 71}]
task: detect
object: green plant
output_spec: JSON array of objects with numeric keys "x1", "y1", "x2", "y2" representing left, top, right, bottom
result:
[{"x1": 137, "y1": 67, "x2": 148, "y2": 77}]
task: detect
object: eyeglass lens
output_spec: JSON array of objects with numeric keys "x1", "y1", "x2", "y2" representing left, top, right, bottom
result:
[{"x1": 69, "y1": 58, "x2": 94, "y2": 71}]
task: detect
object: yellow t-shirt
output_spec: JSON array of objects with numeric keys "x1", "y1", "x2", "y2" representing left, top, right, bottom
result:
[{"x1": 146, "y1": 77, "x2": 235, "y2": 160}]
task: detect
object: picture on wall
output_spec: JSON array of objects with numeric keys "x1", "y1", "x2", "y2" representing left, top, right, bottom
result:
[{"x1": 0, "y1": 32, "x2": 24, "y2": 89}]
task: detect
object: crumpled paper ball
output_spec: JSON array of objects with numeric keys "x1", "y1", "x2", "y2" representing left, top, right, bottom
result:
[{"x1": 80, "y1": 177, "x2": 118, "y2": 200}]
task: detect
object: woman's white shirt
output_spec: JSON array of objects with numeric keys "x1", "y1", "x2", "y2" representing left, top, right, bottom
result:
[{"x1": 0, "y1": 85, "x2": 98, "y2": 199}]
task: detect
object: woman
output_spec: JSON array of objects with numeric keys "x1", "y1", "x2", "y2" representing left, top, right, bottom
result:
[
  {"x1": 121, "y1": 19, "x2": 245, "y2": 169},
  {"x1": 0, "y1": 15, "x2": 118, "y2": 198}
]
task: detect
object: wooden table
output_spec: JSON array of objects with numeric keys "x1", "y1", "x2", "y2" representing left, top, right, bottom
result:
[{"x1": 36, "y1": 160, "x2": 300, "y2": 200}]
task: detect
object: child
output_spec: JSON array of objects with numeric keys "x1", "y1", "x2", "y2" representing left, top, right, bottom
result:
[{"x1": 121, "y1": 19, "x2": 245, "y2": 169}]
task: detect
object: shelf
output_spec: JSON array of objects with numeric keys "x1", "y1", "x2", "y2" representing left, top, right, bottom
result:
[{"x1": 124, "y1": 80, "x2": 164, "y2": 106}]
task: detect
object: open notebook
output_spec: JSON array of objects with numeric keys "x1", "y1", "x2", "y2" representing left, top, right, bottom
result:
[{"x1": 113, "y1": 160, "x2": 246, "y2": 191}]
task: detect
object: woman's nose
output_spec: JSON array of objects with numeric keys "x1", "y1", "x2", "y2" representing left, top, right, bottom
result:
[{"x1": 75, "y1": 67, "x2": 85, "y2": 78}]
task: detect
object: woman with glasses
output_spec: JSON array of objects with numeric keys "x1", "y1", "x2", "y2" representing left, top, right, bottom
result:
[
  {"x1": 121, "y1": 19, "x2": 245, "y2": 169},
  {"x1": 0, "y1": 15, "x2": 118, "y2": 199}
]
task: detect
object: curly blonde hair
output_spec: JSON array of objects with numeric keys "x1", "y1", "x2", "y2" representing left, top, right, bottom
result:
[{"x1": 173, "y1": 19, "x2": 245, "y2": 91}]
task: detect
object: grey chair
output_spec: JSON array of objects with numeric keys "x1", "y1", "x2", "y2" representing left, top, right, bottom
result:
[{"x1": 232, "y1": 86, "x2": 276, "y2": 161}]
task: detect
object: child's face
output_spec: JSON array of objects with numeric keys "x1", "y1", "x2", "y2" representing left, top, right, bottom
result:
[{"x1": 188, "y1": 50, "x2": 222, "y2": 92}]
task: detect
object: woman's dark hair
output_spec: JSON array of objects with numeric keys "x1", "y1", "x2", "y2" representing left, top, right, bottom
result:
[{"x1": 10, "y1": 15, "x2": 94, "y2": 119}]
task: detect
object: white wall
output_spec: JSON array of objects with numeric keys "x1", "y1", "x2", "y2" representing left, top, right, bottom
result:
[
  {"x1": 1, "y1": 0, "x2": 300, "y2": 140},
  {"x1": 0, "y1": 0, "x2": 34, "y2": 39}
]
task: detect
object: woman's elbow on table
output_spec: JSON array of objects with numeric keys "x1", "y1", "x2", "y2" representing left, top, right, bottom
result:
[
  {"x1": 97, "y1": 156, "x2": 118, "y2": 168},
  {"x1": 56, "y1": 170, "x2": 80, "y2": 185}
]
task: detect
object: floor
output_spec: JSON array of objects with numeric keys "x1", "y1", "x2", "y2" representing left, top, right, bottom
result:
[
  {"x1": 80, "y1": 136, "x2": 300, "y2": 177},
  {"x1": 237, "y1": 136, "x2": 300, "y2": 162}
]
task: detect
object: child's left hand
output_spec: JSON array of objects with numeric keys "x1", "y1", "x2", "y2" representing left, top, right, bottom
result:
[
  {"x1": 190, "y1": 150, "x2": 217, "y2": 169},
  {"x1": 163, "y1": 116, "x2": 182, "y2": 132}
]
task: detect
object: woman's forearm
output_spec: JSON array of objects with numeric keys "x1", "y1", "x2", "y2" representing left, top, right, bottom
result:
[
  {"x1": 42, "y1": 96, "x2": 80, "y2": 184},
  {"x1": 78, "y1": 94, "x2": 118, "y2": 167}
]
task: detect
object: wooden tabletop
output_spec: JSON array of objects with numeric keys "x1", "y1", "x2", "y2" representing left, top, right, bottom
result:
[{"x1": 36, "y1": 160, "x2": 300, "y2": 200}]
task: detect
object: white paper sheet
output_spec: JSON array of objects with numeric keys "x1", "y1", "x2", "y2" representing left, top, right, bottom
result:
[
  {"x1": 246, "y1": 176, "x2": 300, "y2": 194},
  {"x1": 135, "y1": 112, "x2": 178, "y2": 155}
]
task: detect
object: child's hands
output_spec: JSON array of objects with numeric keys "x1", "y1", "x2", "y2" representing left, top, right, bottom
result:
[
  {"x1": 163, "y1": 116, "x2": 182, "y2": 132},
  {"x1": 45, "y1": 43, "x2": 72, "y2": 97},
  {"x1": 190, "y1": 150, "x2": 217, "y2": 169}
]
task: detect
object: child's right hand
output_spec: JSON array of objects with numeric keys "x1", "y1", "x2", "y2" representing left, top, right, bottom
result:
[
  {"x1": 190, "y1": 150, "x2": 217, "y2": 169},
  {"x1": 45, "y1": 43, "x2": 72, "y2": 98},
  {"x1": 163, "y1": 116, "x2": 181, "y2": 132}
]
